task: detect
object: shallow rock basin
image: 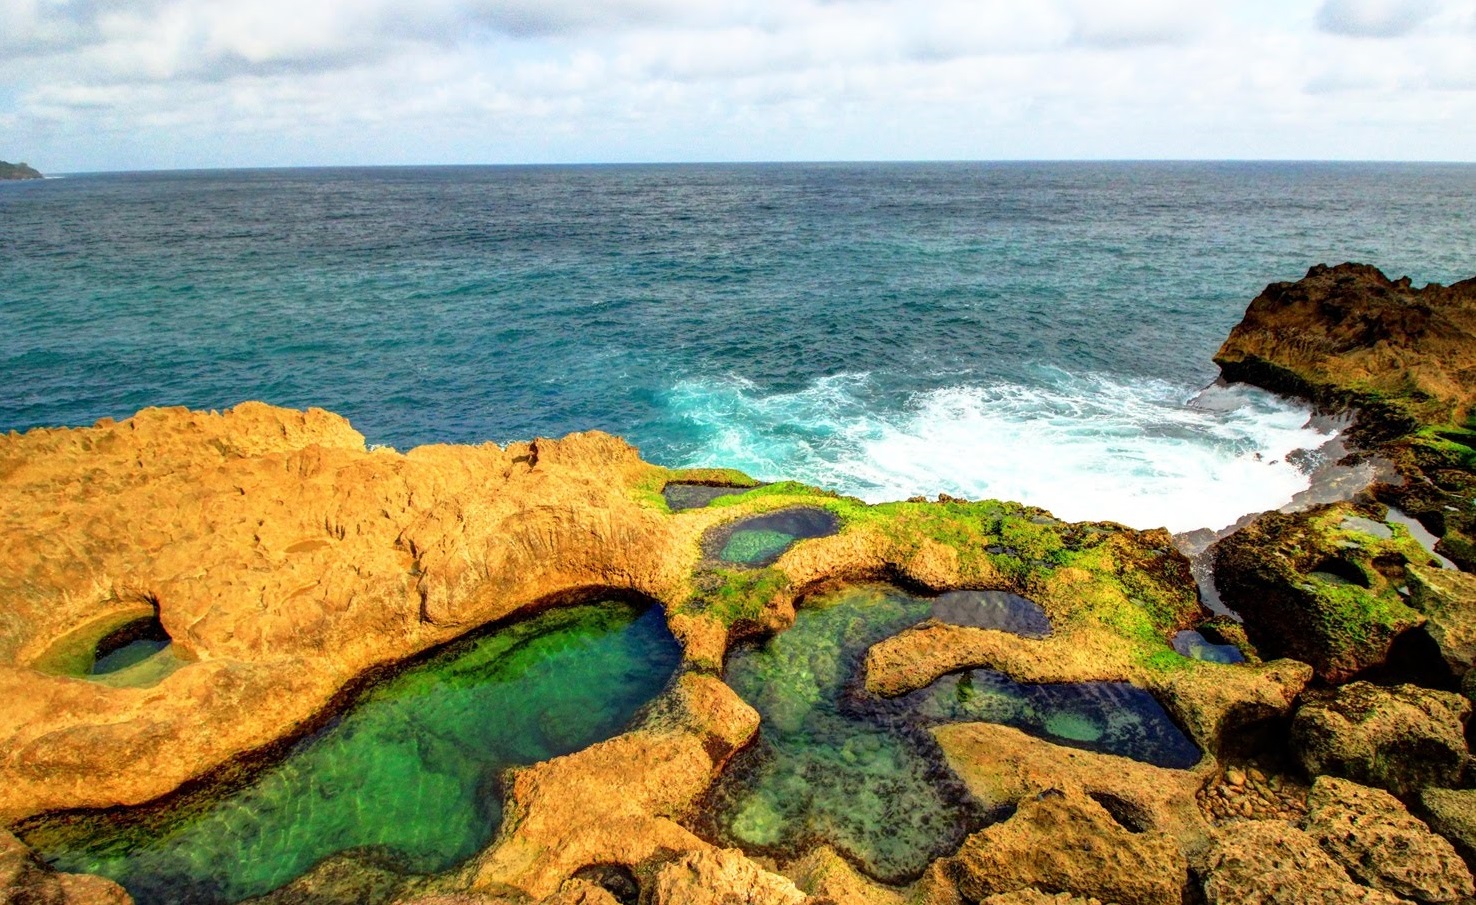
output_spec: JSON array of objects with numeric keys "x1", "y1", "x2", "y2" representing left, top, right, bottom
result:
[
  {"x1": 22, "y1": 602, "x2": 682, "y2": 905},
  {"x1": 693, "y1": 583, "x2": 1196, "y2": 883},
  {"x1": 1172, "y1": 629, "x2": 1246, "y2": 665},
  {"x1": 706, "y1": 507, "x2": 841, "y2": 566},
  {"x1": 662, "y1": 482, "x2": 754, "y2": 511},
  {"x1": 931, "y1": 590, "x2": 1051, "y2": 637}
]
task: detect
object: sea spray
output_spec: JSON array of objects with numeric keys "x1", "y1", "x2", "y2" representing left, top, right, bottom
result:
[{"x1": 665, "y1": 370, "x2": 1334, "y2": 534}]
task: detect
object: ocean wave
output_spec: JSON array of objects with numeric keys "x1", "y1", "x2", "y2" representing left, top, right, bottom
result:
[{"x1": 664, "y1": 371, "x2": 1333, "y2": 534}]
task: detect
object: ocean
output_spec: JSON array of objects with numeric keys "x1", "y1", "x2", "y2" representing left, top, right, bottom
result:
[{"x1": 3, "y1": 162, "x2": 1474, "y2": 533}]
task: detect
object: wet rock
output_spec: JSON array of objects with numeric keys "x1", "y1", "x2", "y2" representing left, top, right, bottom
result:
[
  {"x1": 1303, "y1": 776, "x2": 1472, "y2": 902},
  {"x1": 1406, "y1": 563, "x2": 1476, "y2": 676},
  {"x1": 1202, "y1": 820, "x2": 1407, "y2": 905},
  {"x1": 1211, "y1": 502, "x2": 1429, "y2": 684},
  {"x1": 468, "y1": 674, "x2": 759, "y2": 899},
  {"x1": 1291, "y1": 682, "x2": 1470, "y2": 798},
  {"x1": 0, "y1": 829, "x2": 132, "y2": 905},
  {"x1": 649, "y1": 849, "x2": 805, "y2": 905},
  {"x1": 1420, "y1": 788, "x2": 1476, "y2": 863},
  {"x1": 948, "y1": 789, "x2": 1187, "y2": 905}
]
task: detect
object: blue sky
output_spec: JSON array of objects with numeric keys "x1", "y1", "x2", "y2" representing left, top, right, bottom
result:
[{"x1": 2, "y1": 0, "x2": 1473, "y2": 171}]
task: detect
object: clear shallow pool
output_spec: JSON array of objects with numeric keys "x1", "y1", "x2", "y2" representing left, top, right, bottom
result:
[
  {"x1": 25, "y1": 603, "x2": 682, "y2": 905},
  {"x1": 695, "y1": 584, "x2": 1198, "y2": 880},
  {"x1": 706, "y1": 507, "x2": 841, "y2": 566}
]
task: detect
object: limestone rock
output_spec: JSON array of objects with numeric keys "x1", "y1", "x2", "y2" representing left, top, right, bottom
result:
[
  {"x1": 0, "y1": 829, "x2": 132, "y2": 905},
  {"x1": 1214, "y1": 262, "x2": 1476, "y2": 435},
  {"x1": 1419, "y1": 788, "x2": 1476, "y2": 863},
  {"x1": 1406, "y1": 563, "x2": 1476, "y2": 676},
  {"x1": 649, "y1": 849, "x2": 805, "y2": 905},
  {"x1": 1210, "y1": 503, "x2": 1429, "y2": 684},
  {"x1": 980, "y1": 893, "x2": 1104, "y2": 905},
  {"x1": 783, "y1": 846, "x2": 905, "y2": 905},
  {"x1": 1202, "y1": 820, "x2": 1407, "y2": 905},
  {"x1": 0, "y1": 404, "x2": 693, "y2": 820},
  {"x1": 948, "y1": 789, "x2": 1187, "y2": 905},
  {"x1": 1302, "y1": 776, "x2": 1472, "y2": 902},
  {"x1": 932, "y1": 723, "x2": 1212, "y2": 857},
  {"x1": 1291, "y1": 682, "x2": 1469, "y2": 797}
]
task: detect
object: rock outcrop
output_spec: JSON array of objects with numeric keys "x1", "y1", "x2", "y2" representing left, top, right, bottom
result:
[
  {"x1": 948, "y1": 790, "x2": 1187, "y2": 905},
  {"x1": 1211, "y1": 502, "x2": 1433, "y2": 683},
  {"x1": 1215, "y1": 262, "x2": 1476, "y2": 437},
  {"x1": 0, "y1": 161, "x2": 43, "y2": 180},
  {"x1": 1201, "y1": 820, "x2": 1407, "y2": 905},
  {"x1": 1302, "y1": 776, "x2": 1473, "y2": 903},
  {"x1": 1291, "y1": 682, "x2": 1470, "y2": 798}
]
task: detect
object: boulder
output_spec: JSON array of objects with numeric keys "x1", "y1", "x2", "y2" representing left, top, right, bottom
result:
[
  {"x1": 648, "y1": 849, "x2": 805, "y2": 905},
  {"x1": 1202, "y1": 820, "x2": 1407, "y2": 905},
  {"x1": 949, "y1": 789, "x2": 1187, "y2": 905},
  {"x1": 1302, "y1": 776, "x2": 1472, "y2": 902},
  {"x1": 0, "y1": 829, "x2": 132, "y2": 905},
  {"x1": 1291, "y1": 681, "x2": 1469, "y2": 797},
  {"x1": 1419, "y1": 788, "x2": 1476, "y2": 863},
  {"x1": 1211, "y1": 503, "x2": 1430, "y2": 684},
  {"x1": 1406, "y1": 563, "x2": 1476, "y2": 676}
]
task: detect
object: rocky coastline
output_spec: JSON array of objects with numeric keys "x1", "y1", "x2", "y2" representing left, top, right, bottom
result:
[
  {"x1": 3, "y1": 262, "x2": 1476, "y2": 904},
  {"x1": 0, "y1": 161, "x2": 43, "y2": 181}
]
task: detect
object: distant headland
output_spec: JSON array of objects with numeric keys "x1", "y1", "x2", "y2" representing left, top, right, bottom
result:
[{"x1": 0, "y1": 161, "x2": 43, "y2": 180}]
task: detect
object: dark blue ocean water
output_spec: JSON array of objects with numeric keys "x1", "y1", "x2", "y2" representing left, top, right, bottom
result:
[{"x1": 3, "y1": 163, "x2": 1474, "y2": 531}]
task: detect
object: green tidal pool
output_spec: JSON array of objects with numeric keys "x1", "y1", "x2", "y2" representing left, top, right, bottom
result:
[
  {"x1": 707, "y1": 507, "x2": 841, "y2": 566},
  {"x1": 694, "y1": 584, "x2": 1199, "y2": 882},
  {"x1": 25, "y1": 603, "x2": 682, "y2": 905}
]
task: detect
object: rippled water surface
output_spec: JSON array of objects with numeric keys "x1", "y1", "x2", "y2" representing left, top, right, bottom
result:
[
  {"x1": 4, "y1": 162, "x2": 1475, "y2": 530},
  {"x1": 25, "y1": 603, "x2": 681, "y2": 905}
]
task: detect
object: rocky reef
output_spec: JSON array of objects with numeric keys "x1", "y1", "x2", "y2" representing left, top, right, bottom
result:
[{"x1": 4, "y1": 261, "x2": 1476, "y2": 905}]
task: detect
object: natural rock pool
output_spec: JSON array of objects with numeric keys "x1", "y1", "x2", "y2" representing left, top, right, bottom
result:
[
  {"x1": 692, "y1": 584, "x2": 1198, "y2": 881},
  {"x1": 23, "y1": 602, "x2": 682, "y2": 905},
  {"x1": 661, "y1": 481, "x2": 753, "y2": 511},
  {"x1": 705, "y1": 507, "x2": 841, "y2": 566}
]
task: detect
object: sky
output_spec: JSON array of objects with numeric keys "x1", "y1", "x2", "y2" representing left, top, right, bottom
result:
[{"x1": 1, "y1": 0, "x2": 1473, "y2": 171}]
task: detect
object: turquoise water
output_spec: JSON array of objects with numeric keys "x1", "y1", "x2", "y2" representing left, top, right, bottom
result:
[
  {"x1": 697, "y1": 584, "x2": 1198, "y2": 880},
  {"x1": 24, "y1": 603, "x2": 681, "y2": 905},
  {"x1": 5, "y1": 163, "x2": 1475, "y2": 531}
]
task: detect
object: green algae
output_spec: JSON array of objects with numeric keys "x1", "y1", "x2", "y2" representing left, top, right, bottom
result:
[
  {"x1": 24, "y1": 603, "x2": 682, "y2": 905},
  {"x1": 705, "y1": 507, "x2": 840, "y2": 567},
  {"x1": 720, "y1": 529, "x2": 796, "y2": 564},
  {"x1": 695, "y1": 583, "x2": 1199, "y2": 883}
]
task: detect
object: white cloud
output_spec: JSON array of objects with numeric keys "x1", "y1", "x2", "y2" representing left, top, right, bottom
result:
[
  {"x1": 0, "y1": 0, "x2": 1473, "y2": 169},
  {"x1": 1314, "y1": 0, "x2": 1441, "y2": 37}
]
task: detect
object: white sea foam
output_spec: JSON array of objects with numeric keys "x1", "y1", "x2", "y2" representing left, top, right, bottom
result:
[{"x1": 666, "y1": 371, "x2": 1335, "y2": 534}]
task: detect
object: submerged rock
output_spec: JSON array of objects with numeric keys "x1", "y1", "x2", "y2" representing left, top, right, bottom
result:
[
  {"x1": 0, "y1": 829, "x2": 130, "y2": 905},
  {"x1": 1291, "y1": 682, "x2": 1470, "y2": 798},
  {"x1": 1302, "y1": 776, "x2": 1473, "y2": 903},
  {"x1": 948, "y1": 789, "x2": 1187, "y2": 905}
]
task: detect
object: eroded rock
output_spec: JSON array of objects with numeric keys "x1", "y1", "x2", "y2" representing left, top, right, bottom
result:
[
  {"x1": 1211, "y1": 503, "x2": 1430, "y2": 684},
  {"x1": 1202, "y1": 820, "x2": 1406, "y2": 905},
  {"x1": 948, "y1": 790, "x2": 1187, "y2": 905},
  {"x1": 1419, "y1": 788, "x2": 1476, "y2": 864},
  {"x1": 1291, "y1": 682, "x2": 1469, "y2": 797},
  {"x1": 649, "y1": 849, "x2": 805, "y2": 905},
  {"x1": 1407, "y1": 563, "x2": 1476, "y2": 676},
  {"x1": 1303, "y1": 776, "x2": 1472, "y2": 902}
]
